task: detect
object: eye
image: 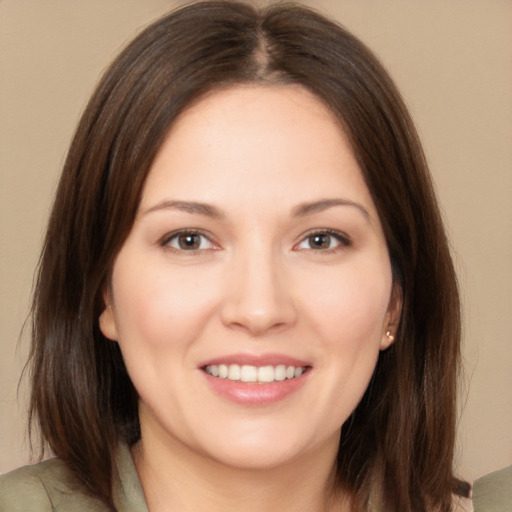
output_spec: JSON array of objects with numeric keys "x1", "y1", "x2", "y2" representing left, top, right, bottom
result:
[
  {"x1": 296, "y1": 230, "x2": 350, "y2": 252},
  {"x1": 162, "y1": 230, "x2": 216, "y2": 252}
]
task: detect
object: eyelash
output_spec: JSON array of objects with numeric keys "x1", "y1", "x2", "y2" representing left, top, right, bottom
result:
[
  {"x1": 160, "y1": 229, "x2": 218, "y2": 254},
  {"x1": 295, "y1": 229, "x2": 351, "y2": 254},
  {"x1": 159, "y1": 228, "x2": 351, "y2": 255}
]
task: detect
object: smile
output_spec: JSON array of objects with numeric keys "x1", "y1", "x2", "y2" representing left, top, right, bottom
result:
[{"x1": 204, "y1": 364, "x2": 307, "y2": 383}]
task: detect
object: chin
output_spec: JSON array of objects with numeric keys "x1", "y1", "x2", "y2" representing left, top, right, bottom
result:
[
  {"x1": 206, "y1": 444, "x2": 304, "y2": 471},
  {"x1": 194, "y1": 425, "x2": 335, "y2": 472}
]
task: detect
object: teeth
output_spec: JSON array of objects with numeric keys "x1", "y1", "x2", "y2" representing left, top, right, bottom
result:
[
  {"x1": 258, "y1": 365, "x2": 274, "y2": 383},
  {"x1": 275, "y1": 364, "x2": 286, "y2": 381},
  {"x1": 205, "y1": 364, "x2": 306, "y2": 383},
  {"x1": 218, "y1": 364, "x2": 228, "y2": 379},
  {"x1": 240, "y1": 365, "x2": 258, "y2": 383},
  {"x1": 228, "y1": 364, "x2": 241, "y2": 381}
]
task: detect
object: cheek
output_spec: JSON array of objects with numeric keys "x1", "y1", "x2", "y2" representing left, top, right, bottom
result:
[
  {"x1": 110, "y1": 255, "x2": 221, "y2": 352},
  {"x1": 303, "y1": 263, "x2": 391, "y2": 422},
  {"x1": 275, "y1": 265, "x2": 392, "y2": 442},
  {"x1": 302, "y1": 261, "x2": 392, "y2": 346}
]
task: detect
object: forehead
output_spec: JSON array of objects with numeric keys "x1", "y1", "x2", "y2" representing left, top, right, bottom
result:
[
  {"x1": 165, "y1": 84, "x2": 345, "y2": 154},
  {"x1": 139, "y1": 84, "x2": 376, "y2": 219}
]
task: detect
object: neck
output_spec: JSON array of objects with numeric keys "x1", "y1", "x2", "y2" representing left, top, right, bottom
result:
[{"x1": 132, "y1": 428, "x2": 349, "y2": 512}]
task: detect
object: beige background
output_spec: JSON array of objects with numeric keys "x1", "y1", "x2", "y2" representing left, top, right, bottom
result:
[{"x1": 1, "y1": 0, "x2": 511, "y2": 482}]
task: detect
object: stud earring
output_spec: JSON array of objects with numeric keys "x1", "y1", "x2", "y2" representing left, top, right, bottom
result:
[{"x1": 385, "y1": 330, "x2": 395, "y2": 342}]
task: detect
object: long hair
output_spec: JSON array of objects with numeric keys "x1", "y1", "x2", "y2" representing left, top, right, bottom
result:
[{"x1": 28, "y1": 2, "x2": 462, "y2": 510}]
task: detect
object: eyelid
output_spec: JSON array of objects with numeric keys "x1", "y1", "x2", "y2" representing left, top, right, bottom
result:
[
  {"x1": 294, "y1": 228, "x2": 351, "y2": 252},
  {"x1": 158, "y1": 227, "x2": 351, "y2": 254},
  {"x1": 160, "y1": 229, "x2": 219, "y2": 252}
]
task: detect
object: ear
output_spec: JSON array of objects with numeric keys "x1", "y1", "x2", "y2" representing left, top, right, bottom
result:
[
  {"x1": 98, "y1": 293, "x2": 119, "y2": 341},
  {"x1": 380, "y1": 283, "x2": 402, "y2": 350}
]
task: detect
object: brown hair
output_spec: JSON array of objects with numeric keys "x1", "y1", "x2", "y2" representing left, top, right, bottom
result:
[{"x1": 28, "y1": 2, "x2": 462, "y2": 510}]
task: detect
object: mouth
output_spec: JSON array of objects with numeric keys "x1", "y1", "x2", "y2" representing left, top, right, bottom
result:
[
  {"x1": 203, "y1": 364, "x2": 309, "y2": 384},
  {"x1": 200, "y1": 356, "x2": 311, "y2": 406}
]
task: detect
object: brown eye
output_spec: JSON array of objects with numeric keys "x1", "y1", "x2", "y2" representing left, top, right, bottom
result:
[
  {"x1": 296, "y1": 229, "x2": 350, "y2": 252},
  {"x1": 308, "y1": 234, "x2": 332, "y2": 249},
  {"x1": 178, "y1": 234, "x2": 201, "y2": 250},
  {"x1": 163, "y1": 231, "x2": 214, "y2": 251}
]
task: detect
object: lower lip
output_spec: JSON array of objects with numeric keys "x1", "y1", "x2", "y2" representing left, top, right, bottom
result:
[{"x1": 202, "y1": 371, "x2": 309, "y2": 406}]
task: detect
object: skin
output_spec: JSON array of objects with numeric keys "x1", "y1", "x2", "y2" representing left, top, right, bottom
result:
[{"x1": 100, "y1": 84, "x2": 401, "y2": 512}]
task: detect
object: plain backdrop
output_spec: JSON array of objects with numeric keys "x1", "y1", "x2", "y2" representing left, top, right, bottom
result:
[{"x1": 1, "y1": 0, "x2": 511, "y2": 482}]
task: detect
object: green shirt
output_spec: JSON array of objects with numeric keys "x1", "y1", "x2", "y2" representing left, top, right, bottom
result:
[
  {"x1": 1, "y1": 446, "x2": 477, "y2": 511},
  {"x1": 472, "y1": 465, "x2": 512, "y2": 512},
  {"x1": 0, "y1": 444, "x2": 149, "y2": 511}
]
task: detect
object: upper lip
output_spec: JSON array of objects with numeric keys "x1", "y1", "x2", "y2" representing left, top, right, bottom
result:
[{"x1": 198, "y1": 353, "x2": 311, "y2": 368}]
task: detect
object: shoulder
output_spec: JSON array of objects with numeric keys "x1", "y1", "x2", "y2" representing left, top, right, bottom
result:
[
  {"x1": 0, "y1": 460, "x2": 57, "y2": 511},
  {"x1": 473, "y1": 465, "x2": 512, "y2": 512},
  {"x1": 0, "y1": 458, "x2": 109, "y2": 512}
]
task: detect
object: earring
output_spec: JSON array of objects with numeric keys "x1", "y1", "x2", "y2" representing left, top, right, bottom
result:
[{"x1": 385, "y1": 330, "x2": 395, "y2": 342}]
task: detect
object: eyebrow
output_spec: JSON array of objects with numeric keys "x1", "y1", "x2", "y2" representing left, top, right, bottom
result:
[
  {"x1": 141, "y1": 200, "x2": 224, "y2": 218},
  {"x1": 292, "y1": 198, "x2": 371, "y2": 220},
  {"x1": 142, "y1": 197, "x2": 370, "y2": 221}
]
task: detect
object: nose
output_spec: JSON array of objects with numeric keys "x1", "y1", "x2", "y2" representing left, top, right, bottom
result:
[{"x1": 220, "y1": 246, "x2": 297, "y2": 336}]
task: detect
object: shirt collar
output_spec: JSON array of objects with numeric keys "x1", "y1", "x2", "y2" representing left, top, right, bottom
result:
[{"x1": 112, "y1": 443, "x2": 149, "y2": 512}]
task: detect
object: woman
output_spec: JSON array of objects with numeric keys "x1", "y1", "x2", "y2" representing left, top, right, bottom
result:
[{"x1": 0, "y1": 2, "x2": 470, "y2": 511}]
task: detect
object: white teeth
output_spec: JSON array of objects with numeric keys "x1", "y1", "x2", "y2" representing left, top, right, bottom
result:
[
  {"x1": 218, "y1": 364, "x2": 228, "y2": 379},
  {"x1": 274, "y1": 364, "x2": 286, "y2": 381},
  {"x1": 227, "y1": 364, "x2": 241, "y2": 381},
  {"x1": 204, "y1": 363, "x2": 307, "y2": 383},
  {"x1": 240, "y1": 365, "x2": 258, "y2": 383},
  {"x1": 258, "y1": 365, "x2": 274, "y2": 383}
]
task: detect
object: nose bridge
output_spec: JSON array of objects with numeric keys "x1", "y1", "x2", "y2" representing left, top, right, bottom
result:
[{"x1": 221, "y1": 237, "x2": 296, "y2": 334}]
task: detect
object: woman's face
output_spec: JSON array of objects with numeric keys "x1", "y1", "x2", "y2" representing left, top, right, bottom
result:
[{"x1": 100, "y1": 85, "x2": 400, "y2": 470}]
